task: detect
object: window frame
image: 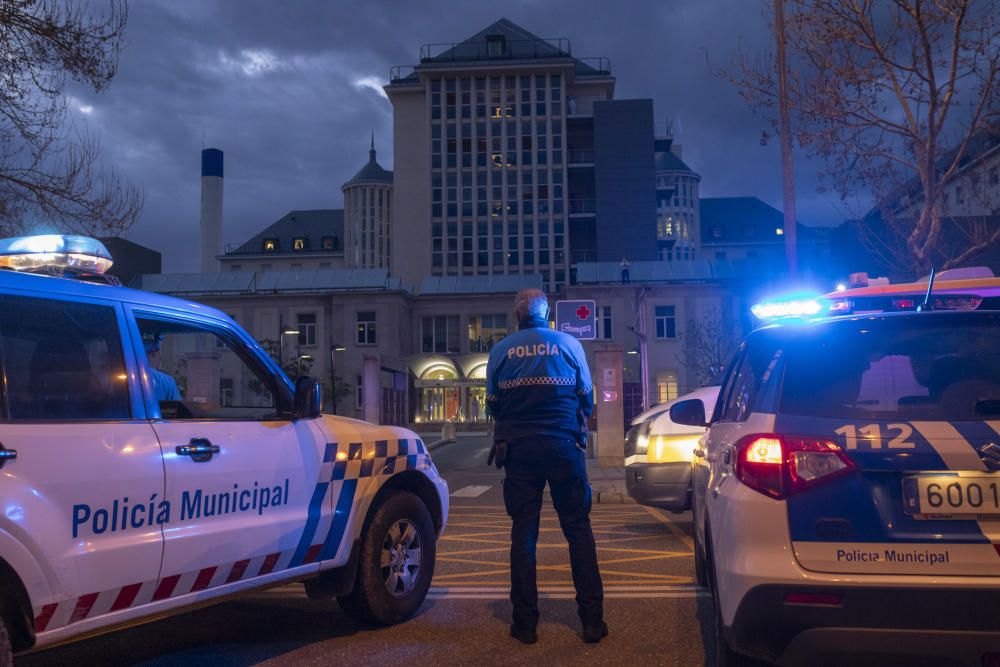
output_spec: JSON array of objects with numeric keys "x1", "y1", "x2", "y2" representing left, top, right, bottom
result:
[
  {"x1": 127, "y1": 306, "x2": 294, "y2": 421},
  {"x1": 356, "y1": 311, "x2": 377, "y2": 346},
  {"x1": 654, "y1": 305, "x2": 677, "y2": 340},
  {"x1": 296, "y1": 312, "x2": 318, "y2": 347},
  {"x1": 0, "y1": 292, "x2": 142, "y2": 423}
]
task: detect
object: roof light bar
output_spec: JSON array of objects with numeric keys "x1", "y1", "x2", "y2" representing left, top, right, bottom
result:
[
  {"x1": 751, "y1": 297, "x2": 829, "y2": 321},
  {"x1": 0, "y1": 235, "x2": 113, "y2": 275}
]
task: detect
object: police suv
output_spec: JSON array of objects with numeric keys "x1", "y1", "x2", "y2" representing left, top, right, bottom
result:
[
  {"x1": 0, "y1": 236, "x2": 449, "y2": 664},
  {"x1": 676, "y1": 287, "x2": 1000, "y2": 665}
]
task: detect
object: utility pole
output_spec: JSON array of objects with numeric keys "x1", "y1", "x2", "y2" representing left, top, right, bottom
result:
[{"x1": 775, "y1": 0, "x2": 798, "y2": 277}]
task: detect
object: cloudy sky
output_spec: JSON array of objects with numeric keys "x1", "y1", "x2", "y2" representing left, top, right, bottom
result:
[{"x1": 67, "y1": 0, "x2": 858, "y2": 272}]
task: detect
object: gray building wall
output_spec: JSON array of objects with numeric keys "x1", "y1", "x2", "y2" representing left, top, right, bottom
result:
[
  {"x1": 388, "y1": 87, "x2": 431, "y2": 289},
  {"x1": 593, "y1": 99, "x2": 658, "y2": 261}
]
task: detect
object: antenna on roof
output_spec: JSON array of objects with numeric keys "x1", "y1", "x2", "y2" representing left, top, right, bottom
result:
[{"x1": 918, "y1": 267, "x2": 936, "y2": 312}]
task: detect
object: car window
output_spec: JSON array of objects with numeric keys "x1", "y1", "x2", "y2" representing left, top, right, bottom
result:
[
  {"x1": 712, "y1": 344, "x2": 745, "y2": 423},
  {"x1": 779, "y1": 316, "x2": 1000, "y2": 421},
  {"x1": 137, "y1": 317, "x2": 283, "y2": 420},
  {"x1": 721, "y1": 340, "x2": 778, "y2": 422},
  {"x1": 0, "y1": 294, "x2": 130, "y2": 421}
]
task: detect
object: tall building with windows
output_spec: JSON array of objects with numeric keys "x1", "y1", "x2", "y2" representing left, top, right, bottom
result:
[
  {"x1": 386, "y1": 18, "x2": 657, "y2": 292},
  {"x1": 655, "y1": 136, "x2": 701, "y2": 261},
  {"x1": 342, "y1": 137, "x2": 393, "y2": 269}
]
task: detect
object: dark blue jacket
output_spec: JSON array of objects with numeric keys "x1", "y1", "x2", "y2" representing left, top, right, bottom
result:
[{"x1": 486, "y1": 316, "x2": 594, "y2": 442}]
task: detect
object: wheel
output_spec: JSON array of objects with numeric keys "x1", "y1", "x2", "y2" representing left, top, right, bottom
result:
[
  {"x1": 0, "y1": 613, "x2": 12, "y2": 667},
  {"x1": 337, "y1": 491, "x2": 436, "y2": 625},
  {"x1": 694, "y1": 534, "x2": 709, "y2": 588},
  {"x1": 692, "y1": 503, "x2": 709, "y2": 588},
  {"x1": 710, "y1": 556, "x2": 770, "y2": 667}
]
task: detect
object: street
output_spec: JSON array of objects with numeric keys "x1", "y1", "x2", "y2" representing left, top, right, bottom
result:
[{"x1": 19, "y1": 436, "x2": 715, "y2": 666}]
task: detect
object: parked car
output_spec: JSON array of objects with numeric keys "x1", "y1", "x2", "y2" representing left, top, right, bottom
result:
[{"x1": 624, "y1": 386, "x2": 721, "y2": 512}]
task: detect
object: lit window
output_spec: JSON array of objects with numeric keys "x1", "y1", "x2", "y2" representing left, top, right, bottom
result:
[
  {"x1": 263, "y1": 238, "x2": 278, "y2": 251},
  {"x1": 775, "y1": 228, "x2": 784, "y2": 236},
  {"x1": 293, "y1": 238, "x2": 307, "y2": 251},
  {"x1": 656, "y1": 372, "x2": 678, "y2": 403}
]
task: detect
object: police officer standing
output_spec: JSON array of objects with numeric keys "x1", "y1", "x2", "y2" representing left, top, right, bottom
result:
[{"x1": 486, "y1": 288, "x2": 606, "y2": 645}]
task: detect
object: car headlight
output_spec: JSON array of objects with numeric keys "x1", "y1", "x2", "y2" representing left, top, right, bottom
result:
[{"x1": 646, "y1": 434, "x2": 703, "y2": 463}]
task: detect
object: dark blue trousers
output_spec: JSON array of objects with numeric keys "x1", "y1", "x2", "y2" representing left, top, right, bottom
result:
[{"x1": 503, "y1": 437, "x2": 604, "y2": 628}]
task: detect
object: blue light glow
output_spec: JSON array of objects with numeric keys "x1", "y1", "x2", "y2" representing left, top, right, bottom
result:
[{"x1": 751, "y1": 297, "x2": 829, "y2": 321}]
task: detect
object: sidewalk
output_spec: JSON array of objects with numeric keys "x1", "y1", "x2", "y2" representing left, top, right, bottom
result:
[{"x1": 587, "y1": 459, "x2": 634, "y2": 504}]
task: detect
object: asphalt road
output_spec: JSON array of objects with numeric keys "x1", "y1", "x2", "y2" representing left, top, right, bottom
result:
[{"x1": 20, "y1": 437, "x2": 715, "y2": 667}]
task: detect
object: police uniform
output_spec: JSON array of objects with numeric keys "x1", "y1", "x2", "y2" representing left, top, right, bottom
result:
[{"x1": 486, "y1": 308, "x2": 605, "y2": 642}]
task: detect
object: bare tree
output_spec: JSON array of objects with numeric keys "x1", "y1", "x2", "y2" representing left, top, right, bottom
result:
[
  {"x1": 680, "y1": 307, "x2": 739, "y2": 389},
  {"x1": 723, "y1": 0, "x2": 1000, "y2": 275},
  {"x1": 0, "y1": 0, "x2": 141, "y2": 236}
]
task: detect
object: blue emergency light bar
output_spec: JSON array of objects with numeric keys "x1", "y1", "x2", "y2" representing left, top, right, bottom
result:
[
  {"x1": 750, "y1": 297, "x2": 829, "y2": 321},
  {"x1": 0, "y1": 234, "x2": 113, "y2": 274}
]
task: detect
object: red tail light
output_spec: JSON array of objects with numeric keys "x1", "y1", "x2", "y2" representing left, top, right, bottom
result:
[{"x1": 735, "y1": 434, "x2": 856, "y2": 499}]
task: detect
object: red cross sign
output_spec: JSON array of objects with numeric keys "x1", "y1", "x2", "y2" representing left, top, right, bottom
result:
[{"x1": 576, "y1": 304, "x2": 591, "y2": 320}]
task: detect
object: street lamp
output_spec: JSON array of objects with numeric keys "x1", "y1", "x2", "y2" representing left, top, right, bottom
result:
[
  {"x1": 298, "y1": 353, "x2": 313, "y2": 377},
  {"x1": 330, "y1": 342, "x2": 346, "y2": 415},
  {"x1": 278, "y1": 314, "x2": 300, "y2": 367}
]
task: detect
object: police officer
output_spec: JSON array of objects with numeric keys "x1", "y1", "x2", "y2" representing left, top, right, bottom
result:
[
  {"x1": 486, "y1": 288, "x2": 606, "y2": 645},
  {"x1": 144, "y1": 337, "x2": 181, "y2": 402}
]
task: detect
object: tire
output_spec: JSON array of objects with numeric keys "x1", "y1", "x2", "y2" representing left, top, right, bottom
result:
[
  {"x1": 694, "y1": 534, "x2": 709, "y2": 588},
  {"x1": 692, "y1": 502, "x2": 709, "y2": 588},
  {"x1": 337, "y1": 491, "x2": 436, "y2": 625},
  {"x1": 710, "y1": 553, "x2": 770, "y2": 667},
  {"x1": 0, "y1": 613, "x2": 11, "y2": 667}
]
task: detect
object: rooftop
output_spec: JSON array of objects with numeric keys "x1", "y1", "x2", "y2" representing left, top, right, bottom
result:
[
  {"x1": 226, "y1": 209, "x2": 343, "y2": 256},
  {"x1": 390, "y1": 18, "x2": 611, "y2": 83},
  {"x1": 133, "y1": 268, "x2": 401, "y2": 295},
  {"x1": 343, "y1": 138, "x2": 393, "y2": 187}
]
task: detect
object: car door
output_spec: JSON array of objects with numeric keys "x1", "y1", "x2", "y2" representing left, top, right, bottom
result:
[
  {"x1": 693, "y1": 345, "x2": 744, "y2": 546},
  {"x1": 127, "y1": 307, "x2": 328, "y2": 599},
  {"x1": 0, "y1": 292, "x2": 164, "y2": 635}
]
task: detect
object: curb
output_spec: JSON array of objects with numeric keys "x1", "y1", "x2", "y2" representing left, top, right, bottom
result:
[{"x1": 426, "y1": 438, "x2": 456, "y2": 451}]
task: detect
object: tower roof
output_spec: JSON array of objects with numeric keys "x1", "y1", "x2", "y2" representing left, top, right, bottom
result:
[{"x1": 343, "y1": 137, "x2": 393, "y2": 187}]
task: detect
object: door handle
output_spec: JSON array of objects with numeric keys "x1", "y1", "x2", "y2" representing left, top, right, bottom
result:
[
  {"x1": 176, "y1": 438, "x2": 220, "y2": 463},
  {"x1": 0, "y1": 443, "x2": 17, "y2": 470}
]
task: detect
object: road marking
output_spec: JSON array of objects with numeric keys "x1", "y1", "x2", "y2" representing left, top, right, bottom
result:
[
  {"x1": 640, "y1": 505, "x2": 694, "y2": 551},
  {"x1": 427, "y1": 584, "x2": 708, "y2": 600},
  {"x1": 450, "y1": 485, "x2": 493, "y2": 498}
]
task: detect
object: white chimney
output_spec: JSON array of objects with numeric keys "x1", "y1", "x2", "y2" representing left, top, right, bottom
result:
[{"x1": 200, "y1": 148, "x2": 224, "y2": 272}]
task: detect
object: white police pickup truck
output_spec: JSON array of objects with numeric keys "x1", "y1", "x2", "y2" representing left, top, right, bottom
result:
[{"x1": 0, "y1": 235, "x2": 449, "y2": 664}]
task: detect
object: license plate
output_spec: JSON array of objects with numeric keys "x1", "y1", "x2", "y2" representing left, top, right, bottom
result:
[{"x1": 902, "y1": 475, "x2": 1000, "y2": 517}]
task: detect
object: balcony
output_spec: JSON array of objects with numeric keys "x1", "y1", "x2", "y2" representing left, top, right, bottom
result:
[
  {"x1": 568, "y1": 199, "x2": 596, "y2": 216},
  {"x1": 567, "y1": 149, "x2": 594, "y2": 165}
]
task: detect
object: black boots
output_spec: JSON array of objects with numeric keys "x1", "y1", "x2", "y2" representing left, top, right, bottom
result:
[
  {"x1": 582, "y1": 621, "x2": 609, "y2": 644},
  {"x1": 510, "y1": 623, "x2": 538, "y2": 644}
]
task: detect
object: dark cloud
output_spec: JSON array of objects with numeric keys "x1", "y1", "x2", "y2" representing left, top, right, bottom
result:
[{"x1": 69, "y1": 0, "x2": 855, "y2": 271}]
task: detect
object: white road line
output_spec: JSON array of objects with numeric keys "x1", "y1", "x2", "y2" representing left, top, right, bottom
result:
[
  {"x1": 428, "y1": 592, "x2": 708, "y2": 600},
  {"x1": 450, "y1": 485, "x2": 493, "y2": 498}
]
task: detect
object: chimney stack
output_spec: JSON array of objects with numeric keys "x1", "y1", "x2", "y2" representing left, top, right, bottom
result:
[{"x1": 200, "y1": 148, "x2": 224, "y2": 272}]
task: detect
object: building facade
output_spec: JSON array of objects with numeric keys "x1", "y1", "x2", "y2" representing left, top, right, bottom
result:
[
  {"x1": 343, "y1": 138, "x2": 393, "y2": 269},
  {"x1": 655, "y1": 138, "x2": 701, "y2": 261},
  {"x1": 386, "y1": 18, "x2": 658, "y2": 293}
]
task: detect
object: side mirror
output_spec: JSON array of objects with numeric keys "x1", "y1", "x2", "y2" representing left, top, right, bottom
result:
[
  {"x1": 294, "y1": 376, "x2": 322, "y2": 420},
  {"x1": 670, "y1": 399, "x2": 707, "y2": 428}
]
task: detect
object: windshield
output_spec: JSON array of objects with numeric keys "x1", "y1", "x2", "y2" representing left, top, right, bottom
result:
[{"x1": 778, "y1": 316, "x2": 1000, "y2": 421}]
